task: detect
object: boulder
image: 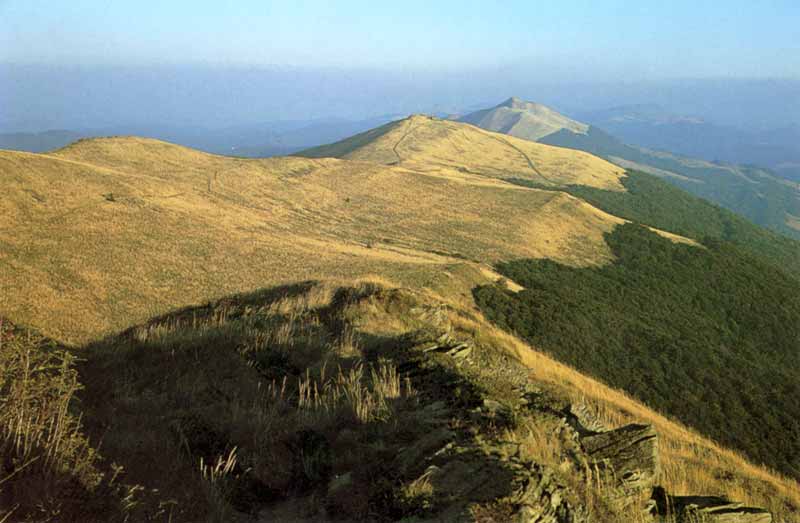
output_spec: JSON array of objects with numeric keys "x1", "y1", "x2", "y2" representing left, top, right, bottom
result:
[
  {"x1": 650, "y1": 487, "x2": 772, "y2": 523},
  {"x1": 581, "y1": 423, "x2": 659, "y2": 493},
  {"x1": 565, "y1": 402, "x2": 607, "y2": 435},
  {"x1": 423, "y1": 449, "x2": 586, "y2": 523}
]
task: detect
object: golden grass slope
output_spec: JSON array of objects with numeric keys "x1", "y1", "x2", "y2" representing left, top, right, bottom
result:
[
  {"x1": 1, "y1": 137, "x2": 626, "y2": 343},
  {"x1": 299, "y1": 115, "x2": 627, "y2": 191}
]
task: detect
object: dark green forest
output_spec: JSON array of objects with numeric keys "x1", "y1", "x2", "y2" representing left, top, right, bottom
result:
[
  {"x1": 474, "y1": 224, "x2": 800, "y2": 478},
  {"x1": 510, "y1": 170, "x2": 800, "y2": 275}
]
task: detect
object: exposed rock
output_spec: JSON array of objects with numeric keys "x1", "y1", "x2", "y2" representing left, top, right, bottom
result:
[
  {"x1": 510, "y1": 462, "x2": 588, "y2": 523},
  {"x1": 427, "y1": 458, "x2": 513, "y2": 504},
  {"x1": 580, "y1": 423, "x2": 658, "y2": 500},
  {"x1": 425, "y1": 451, "x2": 587, "y2": 523},
  {"x1": 650, "y1": 487, "x2": 772, "y2": 522},
  {"x1": 565, "y1": 402, "x2": 607, "y2": 435},
  {"x1": 421, "y1": 337, "x2": 473, "y2": 361},
  {"x1": 449, "y1": 345, "x2": 473, "y2": 360},
  {"x1": 396, "y1": 426, "x2": 455, "y2": 476}
]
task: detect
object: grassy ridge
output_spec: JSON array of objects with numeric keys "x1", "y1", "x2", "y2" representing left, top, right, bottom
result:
[
  {"x1": 1, "y1": 140, "x2": 628, "y2": 343},
  {"x1": 474, "y1": 224, "x2": 800, "y2": 478},
  {"x1": 509, "y1": 169, "x2": 800, "y2": 275},
  {"x1": 298, "y1": 115, "x2": 628, "y2": 191}
]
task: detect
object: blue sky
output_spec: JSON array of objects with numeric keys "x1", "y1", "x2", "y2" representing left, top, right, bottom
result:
[{"x1": 1, "y1": 0, "x2": 798, "y2": 78}]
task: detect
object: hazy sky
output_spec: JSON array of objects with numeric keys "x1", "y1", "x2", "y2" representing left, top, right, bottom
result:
[
  {"x1": 1, "y1": 0, "x2": 799, "y2": 78},
  {"x1": 2, "y1": 1, "x2": 799, "y2": 131}
]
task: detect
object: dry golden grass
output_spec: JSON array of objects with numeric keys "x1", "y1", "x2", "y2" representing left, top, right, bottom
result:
[
  {"x1": 308, "y1": 115, "x2": 626, "y2": 191},
  {"x1": 1, "y1": 138, "x2": 626, "y2": 343},
  {"x1": 0, "y1": 321, "x2": 134, "y2": 521}
]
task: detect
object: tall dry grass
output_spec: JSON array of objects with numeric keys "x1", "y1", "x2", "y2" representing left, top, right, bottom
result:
[
  {"x1": 297, "y1": 361, "x2": 410, "y2": 424},
  {"x1": 0, "y1": 320, "x2": 110, "y2": 520}
]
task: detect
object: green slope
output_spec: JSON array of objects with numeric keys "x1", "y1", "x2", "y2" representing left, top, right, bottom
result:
[
  {"x1": 538, "y1": 126, "x2": 800, "y2": 240},
  {"x1": 509, "y1": 169, "x2": 800, "y2": 275},
  {"x1": 475, "y1": 223, "x2": 800, "y2": 479},
  {"x1": 294, "y1": 119, "x2": 400, "y2": 159}
]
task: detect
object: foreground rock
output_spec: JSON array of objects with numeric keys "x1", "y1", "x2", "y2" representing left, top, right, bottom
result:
[
  {"x1": 423, "y1": 451, "x2": 588, "y2": 523},
  {"x1": 581, "y1": 423, "x2": 659, "y2": 495},
  {"x1": 650, "y1": 487, "x2": 773, "y2": 522}
]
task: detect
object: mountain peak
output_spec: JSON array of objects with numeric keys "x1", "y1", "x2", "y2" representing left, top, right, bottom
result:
[
  {"x1": 499, "y1": 96, "x2": 542, "y2": 110},
  {"x1": 461, "y1": 98, "x2": 589, "y2": 141},
  {"x1": 501, "y1": 96, "x2": 525, "y2": 108},
  {"x1": 297, "y1": 115, "x2": 624, "y2": 191}
]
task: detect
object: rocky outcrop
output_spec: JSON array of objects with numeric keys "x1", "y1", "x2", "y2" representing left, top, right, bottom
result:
[
  {"x1": 508, "y1": 462, "x2": 588, "y2": 523},
  {"x1": 565, "y1": 402, "x2": 607, "y2": 435},
  {"x1": 650, "y1": 487, "x2": 773, "y2": 522},
  {"x1": 421, "y1": 332, "x2": 474, "y2": 361},
  {"x1": 415, "y1": 329, "x2": 774, "y2": 523},
  {"x1": 581, "y1": 423, "x2": 659, "y2": 493},
  {"x1": 421, "y1": 450, "x2": 588, "y2": 523}
]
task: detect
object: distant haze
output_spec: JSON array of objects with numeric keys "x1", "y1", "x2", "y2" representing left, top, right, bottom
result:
[
  {"x1": 1, "y1": 1, "x2": 798, "y2": 132},
  {"x1": 2, "y1": 65, "x2": 799, "y2": 133}
]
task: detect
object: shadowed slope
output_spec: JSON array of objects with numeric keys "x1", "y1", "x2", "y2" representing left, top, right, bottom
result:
[{"x1": 7, "y1": 281, "x2": 796, "y2": 521}]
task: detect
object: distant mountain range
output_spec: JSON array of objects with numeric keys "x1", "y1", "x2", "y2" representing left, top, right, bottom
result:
[
  {"x1": 459, "y1": 98, "x2": 800, "y2": 240},
  {"x1": 0, "y1": 115, "x2": 403, "y2": 158},
  {"x1": 576, "y1": 104, "x2": 800, "y2": 182}
]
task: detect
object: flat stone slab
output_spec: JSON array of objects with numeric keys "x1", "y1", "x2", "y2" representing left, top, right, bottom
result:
[
  {"x1": 651, "y1": 488, "x2": 773, "y2": 523},
  {"x1": 581, "y1": 423, "x2": 659, "y2": 491}
]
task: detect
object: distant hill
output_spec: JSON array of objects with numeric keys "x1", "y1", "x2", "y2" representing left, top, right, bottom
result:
[
  {"x1": 297, "y1": 114, "x2": 625, "y2": 191},
  {"x1": 0, "y1": 115, "x2": 401, "y2": 158},
  {"x1": 461, "y1": 98, "x2": 800, "y2": 240},
  {"x1": 458, "y1": 96, "x2": 588, "y2": 141},
  {"x1": 300, "y1": 114, "x2": 800, "y2": 275},
  {"x1": 578, "y1": 104, "x2": 800, "y2": 182}
]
